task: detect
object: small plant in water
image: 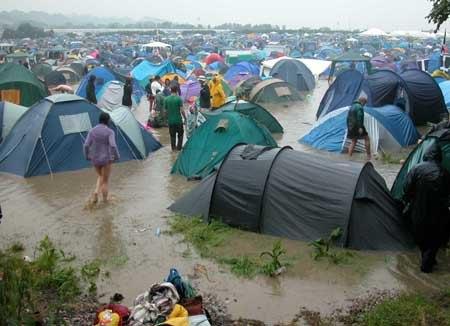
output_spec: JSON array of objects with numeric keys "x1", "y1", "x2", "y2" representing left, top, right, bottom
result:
[
  {"x1": 309, "y1": 227, "x2": 351, "y2": 264},
  {"x1": 260, "y1": 240, "x2": 288, "y2": 276}
]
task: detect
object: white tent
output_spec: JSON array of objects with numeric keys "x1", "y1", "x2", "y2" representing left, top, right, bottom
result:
[
  {"x1": 260, "y1": 56, "x2": 331, "y2": 78},
  {"x1": 97, "y1": 80, "x2": 136, "y2": 111},
  {"x1": 390, "y1": 30, "x2": 436, "y2": 39},
  {"x1": 141, "y1": 42, "x2": 172, "y2": 51},
  {"x1": 360, "y1": 28, "x2": 388, "y2": 37}
]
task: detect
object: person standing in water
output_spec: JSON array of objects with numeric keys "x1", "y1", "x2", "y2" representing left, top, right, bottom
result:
[
  {"x1": 84, "y1": 112, "x2": 120, "y2": 203},
  {"x1": 86, "y1": 75, "x2": 97, "y2": 104},
  {"x1": 346, "y1": 96, "x2": 371, "y2": 160},
  {"x1": 122, "y1": 77, "x2": 133, "y2": 109},
  {"x1": 164, "y1": 86, "x2": 185, "y2": 151}
]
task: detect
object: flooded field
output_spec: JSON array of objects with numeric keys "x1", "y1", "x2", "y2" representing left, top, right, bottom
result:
[{"x1": 0, "y1": 81, "x2": 448, "y2": 323}]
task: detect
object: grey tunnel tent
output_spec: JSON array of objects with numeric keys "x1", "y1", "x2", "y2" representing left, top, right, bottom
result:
[{"x1": 170, "y1": 144, "x2": 414, "y2": 250}]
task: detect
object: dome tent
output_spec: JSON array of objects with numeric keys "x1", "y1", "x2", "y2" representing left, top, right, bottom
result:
[
  {"x1": 55, "y1": 66, "x2": 81, "y2": 84},
  {"x1": 45, "y1": 70, "x2": 67, "y2": 87},
  {"x1": 101, "y1": 105, "x2": 158, "y2": 159},
  {"x1": 170, "y1": 144, "x2": 414, "y2": 250},
  {"x1": 0, "y1": 101, "x2": 29, "y2": 142},
  {"x1": 0, "y1": 94, "x2": 161, "y2": 177},
  {"x1": 269, "y1": 59, "x2": 315, "y2": 92},
  {"x1": 97, "y1": 80, "x2": 139, "y2": 110},
  {"x1": 0, "y1": 63, "x2": 49, "y2": 107},
  {"x1": 391, "y1": 126, "x2": 450, "y2": 200},
  {"x1": 31, "y1": 63, "x2": 53, "y2": 80},
  {"x1": 301, "y1": 105, "x2": 419, "y2": 153},
  {"x1": 317, "y1": 69, "x2": 447, "y2": 125},
  {"x1": 224, "y1": 62, "x2": 260, "y2": 88},
  {"x1": 76, "y1": 66, "x2": 116, "y2": 98},
  {"x1": 171, "y1": 111, "x2": 277, "y2": 179},
  {"x1": 249, "y1": 78, "x2": 303, "y2": 104},
  {"x1": 203, "y1": 100, "x2": 283, "y2": 133}
]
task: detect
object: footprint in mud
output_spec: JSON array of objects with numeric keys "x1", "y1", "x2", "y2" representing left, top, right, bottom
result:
[{"x1": 83, "y1": 194, "x2": 120, "y2": 211}]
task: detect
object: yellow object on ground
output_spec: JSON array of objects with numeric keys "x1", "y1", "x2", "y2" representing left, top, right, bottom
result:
[
  {"x1": 96, "y1": 309, "x2": 120, "y2": 326},
  {"x1": 162, "y1": 304, "x2": 189, "y2": 326},
  {"x1": 432, "y1": 70, "x2": 450, "y2": 80}
]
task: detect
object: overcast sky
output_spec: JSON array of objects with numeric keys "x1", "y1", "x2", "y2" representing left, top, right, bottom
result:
[{"x1": 1, "y1": 0, "x2": 445, "y2": 31}]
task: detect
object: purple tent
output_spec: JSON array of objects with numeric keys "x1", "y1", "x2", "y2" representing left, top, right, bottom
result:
[
  {"x1": 181, "y1": 80, "x2": 201, "y2": 102},
  {"x1": 371, "y1": 56, "x2": 396, "y2": 71},
  {"x1": 228, "y1": 72, "x2": 255, "y2": 89}
]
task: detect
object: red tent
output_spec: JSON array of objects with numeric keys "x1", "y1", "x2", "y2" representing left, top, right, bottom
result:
[{"x1": 204, "y1": 53, "x2": 223, "y2": 65}]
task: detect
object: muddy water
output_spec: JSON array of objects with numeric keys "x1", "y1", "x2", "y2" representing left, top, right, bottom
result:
[{"x1": 0, "y1": 81, "x2": 449, "y2": 323}]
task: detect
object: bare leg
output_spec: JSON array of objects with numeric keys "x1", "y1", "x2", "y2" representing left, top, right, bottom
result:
[
  {"x1": 348, "y1": 139, "x2": 357, "y2": 157},
  {"x1": 364, "y1": 136, "x2": 371, "y2": 160},
  {"x1": 101, "y1": 164, "x2": 112, "y2": 202},
  {"x1": 93, "y1": 166, "x2": 103, "y2": 203}
]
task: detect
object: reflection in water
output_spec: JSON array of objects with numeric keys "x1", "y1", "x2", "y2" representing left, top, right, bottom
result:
[{"x1": 0, "y1": 81, "x2": 448, "y2": 322}]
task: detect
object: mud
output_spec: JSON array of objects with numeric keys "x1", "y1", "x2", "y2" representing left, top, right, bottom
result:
[{"x1": 1, "y1": 80, "x2": 449, "y2": 323}]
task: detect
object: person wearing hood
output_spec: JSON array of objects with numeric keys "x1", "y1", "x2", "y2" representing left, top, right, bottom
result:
[
  {"x1": 86, "y1": 75, "x2": 97, "y2": 104},
  {"x1": 122, "y1": 77, "x2": 133, "y2": 109},
  {"x1": 402, "y1": 142, "x2": 450, "y2": 273},
  {"x1": 199, "y1": 76, "x2": 211, "y2": 110},
  {"x1": 209, "y1": 74, "x2": 226, "y2": 110}
]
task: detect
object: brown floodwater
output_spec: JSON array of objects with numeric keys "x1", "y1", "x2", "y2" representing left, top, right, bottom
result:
[{"x1": 1, "y1": 81, "x2": 449, "y2": 323}]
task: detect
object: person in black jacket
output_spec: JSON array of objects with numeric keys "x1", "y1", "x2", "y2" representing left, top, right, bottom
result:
[
  {"x1": 86, "y1": 75, "x2": 97, "y2": 104},
  {"x1": 198, "y1": 76, "x2": 211, "y2": 110},
  {"x1": 122, "y1": 77, "x2": 133, "y2": 109},
  {"x1": 403, "y1": 142, "x2": 450, "y2": 273}
]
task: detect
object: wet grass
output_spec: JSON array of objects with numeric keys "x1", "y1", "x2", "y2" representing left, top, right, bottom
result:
[
  {"x1": 284, "y1": 290, "x2": 450, "y2": 325},
  {"x1": 362, "y1": 292, "x2": 450, "y2": 325},
  {"x1": 0, "y1": 236, "x2": 102, "y2": 324},
  {"x1": 168, "y1": 216, "x2": 295, "y2": 278}
]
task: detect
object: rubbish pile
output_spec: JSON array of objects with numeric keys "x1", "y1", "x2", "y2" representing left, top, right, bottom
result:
[{"x1": 94, "y1": 268, "x2": 211, "y2": 326}]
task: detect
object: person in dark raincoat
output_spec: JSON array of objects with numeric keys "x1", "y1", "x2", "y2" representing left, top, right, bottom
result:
[
  {"x1": 122, "y1": 77, "x2": 133, "y2": 109},
  {"x1": 403, "y1": 142, "x2": 450, "y2": 273},
  {"x1": 86, "y1": 75, "x2": 97, "y2": 104},
  {"x1": 347, "y1": 97, "x2": 371, "y2": 160}
]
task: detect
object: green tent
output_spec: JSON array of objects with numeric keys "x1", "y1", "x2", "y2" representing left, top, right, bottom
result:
[
  {"x1": 221, "y1": 79, "x2": 233, "y2": 97},
  {"x1": 249, "y1": 78, "x2": 303, "y2": 105},
  {"x1": 31, "y1": 63, "x2": 53, "y2": 80},
  {"x1": 171, "y1": 111, "x2": 277, "y2": 179},
  {"x1": 203, "y1": 100, "x2": 283, "y2": 133},
  {"x1": 0, "y1": 101, "x2": 29, "y2": 141},
  {"x1": 329, "y1": 52, "x2": 372, "y2": 81},
  {"x1": 0, "y1": 63, "x2": 49, "y2": 107},
  {"x1": 391, "y1": 128, "x2": 450, "y2": 200}
]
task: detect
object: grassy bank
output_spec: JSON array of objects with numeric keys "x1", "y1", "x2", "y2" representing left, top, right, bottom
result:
[
  {"x1": 0, "y1": 237, "x2": 102, "y2": 324},
  {"x1": 167, "y1": 215, "x2": 376, "y2": 279},
  {"x1": 289, "y1": 290, "x2": 450, "y2": 325}
]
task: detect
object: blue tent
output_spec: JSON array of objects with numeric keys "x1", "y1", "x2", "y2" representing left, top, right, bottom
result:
[
  {"x1": 224, "y1": 62, "x2": 260, "y2": 82},
  {"x1": 76, "y1": 67, "x2": 116, "y2": 98},
  {"x1": 0, "y1": 94, "x2": 161, "y2": 177},
  {"x1": 317, "y1": 69, "x2": 447, "y2": 125},
  {"x1": 131, "y1": 60, "x2": 177, "y2": 88},
  {"x1": 427, "y1": 51, "x2": 442, "y2": 73},
  {"x1": 269, "y1": 59, "x2": 315, "y2": 92},
  {"x1": 439, "y1": 80, "x2": 450, "y2": 110},
  {"x1": 317, "y1": 69, "x2": 364, "y2": 119},
  {"x1": 301, "y1": 105, "x2": 419, "y2": 153}
]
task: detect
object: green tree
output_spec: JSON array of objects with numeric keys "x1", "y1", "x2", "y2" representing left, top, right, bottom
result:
[{"x1": 427, "y1": 0, "x2": 450, "y2": 31}]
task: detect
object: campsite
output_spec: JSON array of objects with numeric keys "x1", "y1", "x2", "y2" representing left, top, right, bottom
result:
[{"x1": 2, "y1": 2, "x2": 450, "y2": 325}]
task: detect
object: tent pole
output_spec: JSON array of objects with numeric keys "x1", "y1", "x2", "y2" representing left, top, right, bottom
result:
[{"x1": 40, "y1": 137, "x2": 54, "y2": 179}]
